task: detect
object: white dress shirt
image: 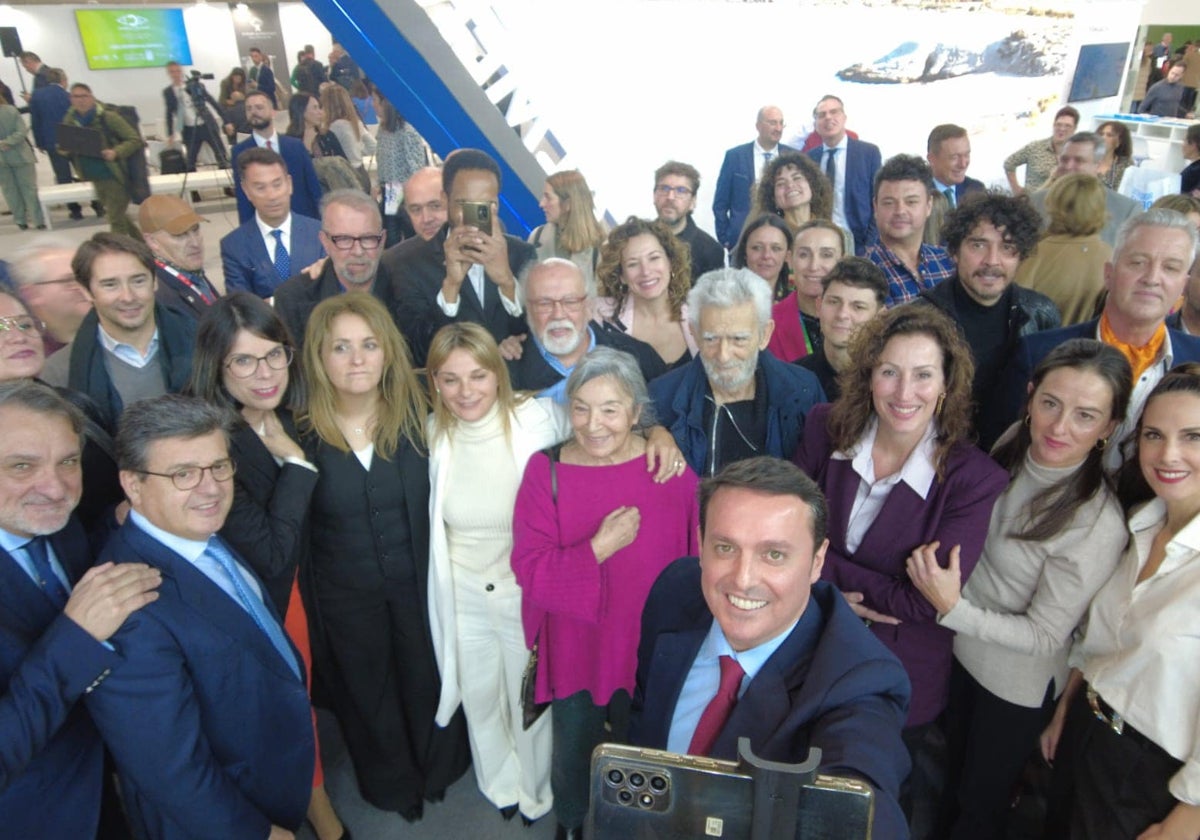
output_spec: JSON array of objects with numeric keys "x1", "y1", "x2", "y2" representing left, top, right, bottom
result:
[
  {"x1": 436, "y1": 263, "x2": 522, "y2": 318},
  {"x1": 753, "y1": 140, "x2": 778, "y2": 183},
  {"x1": 833, "y1": 418, "x2": 937, "y2": 553},
  {"x1": 1075, "y1": 498, "x2": 1200, "y2": 804},
  {"x1": 255, "y1": 212, "x2": 293, "y2": 264},
  {"x1": 820, "y1": 136, "x2": 850, "y2": 231}
]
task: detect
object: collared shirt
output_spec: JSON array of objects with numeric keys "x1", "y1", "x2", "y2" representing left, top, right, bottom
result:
[
  {"x1": 1098, "y1": 322, "x2": 1174, "y2": 472},
  {"x1": 865, "y1": 241, "x2": 958, "y2": 307},
  {"x1": 534, "y1": 325, "x2": 596, "y2": 404},
  {"x1": 834, "y1": 418, "x2": 937, "y2": 553},
  {"x1": 98, "y1": 324, "x2": 160, "y2": 369},
  {"x1": 252, "y1": 130, "x2": 280, "y2": 151},
  {"x1": 172, "y1": 84, "x2": 197, "y2": 128},
  {"x1": 255, "y1": 212, "x2": 293, "y2": 265},
  {"x1": 667, "y1": 614, "x2": 801, "y2": 754},
  {"x1": 819, "y1": 136, "x2": 850, "y2": 230},
  {"x1": 1076, "y1": 498, "x2": 1200, "y2": 804},
  {"x1": 0, "y1": 526, "x2": 71, "y2": 594},
  {"x1": 436, "y1": 263, "x2": 523, "y2": 318},
  {"x1": 753, "y1": 140, "x2": 778, "y2": 183},
  {"x1": 932, "y1": 177, "x2": 956, "y2": 209},
  {"x1": 128, "y1": 510, "x2": 265, "y2": 607}
]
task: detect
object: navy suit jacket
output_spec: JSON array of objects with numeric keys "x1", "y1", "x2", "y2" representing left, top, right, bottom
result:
[
  {"x1": 953, "y1": 175, "x2": 986, "y2": 204},
  {"x1": 999, "y1": 318, "x2": 1200, "y2": 433},
  {"x1": 231, "y1": 135, "x2": 323, "y2": 224},
  {"x1": 221, "y1": 213, "x2": 325, "y2": 298},
  {"x1": 28, "y1": 83, "x2": 69, "y2": 151},
  {"x1": 85, "y1": 522, "x2": 314, "y2": 840},
  {"x1": 713, "y1": 141, "x2": 797, "y2": 249},
  {"x1": 0, "y1": 517, "x2": 118, "y2": 839},
  {"x1": 630, "y1": 559, "x2": 911, "y2": 839},
  {"x1": 254, "y1": 66, "x2": 277, "y2": 107},
  {"x1": 808, "y1": 138, "x2": 882, "y2": 255}
]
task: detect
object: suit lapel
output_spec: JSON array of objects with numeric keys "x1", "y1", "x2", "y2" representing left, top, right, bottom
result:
[
  {"x1": 122, "y1": 524, "x2": 299, "y2": 682},
  {"x1": 247, "y1": 225, "x2": 276, "y2": 283},
  {"x1": 0, "y1": 547, "x2": 60, "y2": 639},
  {"x1": 641, "y1": 625, "x2": 708, "y2": 749},
  {"x1": 853, "y1": 481, "x2": 928, "y2": 563}
]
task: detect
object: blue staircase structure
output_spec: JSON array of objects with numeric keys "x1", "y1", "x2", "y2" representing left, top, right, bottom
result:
[{"x1": 303, "y1": 0, "x2": 550, "y2": 237}]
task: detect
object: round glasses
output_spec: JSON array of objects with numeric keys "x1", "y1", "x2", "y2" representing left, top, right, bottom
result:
[
  {"x1": 224, "y1": 345, "x2": 294, "y2": 379},
  {"x1": 139, "y1": 459, "x2": 237, "y2": 491}
]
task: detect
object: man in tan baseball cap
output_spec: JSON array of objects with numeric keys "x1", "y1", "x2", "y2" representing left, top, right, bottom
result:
[{"x1": 138, "y1": 195, "x2": 220, "y2": 321}]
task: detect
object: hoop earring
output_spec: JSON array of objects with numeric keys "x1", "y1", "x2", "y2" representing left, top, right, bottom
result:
[
  {"x1": 1024, "y1": 414, "x2": 1031, "y2": 427},
  {"x1": 1096, "y1": 437, "x2": 1108, "y2": 451}
]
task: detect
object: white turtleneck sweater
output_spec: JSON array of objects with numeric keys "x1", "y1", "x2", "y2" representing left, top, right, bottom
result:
[
  {"x1": 442, "y1": 403, "x2": 520, "y2": 576},
  {"x1": 941, "y1": 452, "x2": 1127, "y2": 708}
]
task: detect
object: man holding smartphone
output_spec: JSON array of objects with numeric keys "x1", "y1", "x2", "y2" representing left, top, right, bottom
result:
[{"x1": 391, "y1": 148, "x2": 535, "y2": 366}]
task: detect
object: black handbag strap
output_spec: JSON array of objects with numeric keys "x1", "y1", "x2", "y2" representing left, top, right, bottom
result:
[{"x1": 543, "y1": 443, "x2": 563, "y2": 504}]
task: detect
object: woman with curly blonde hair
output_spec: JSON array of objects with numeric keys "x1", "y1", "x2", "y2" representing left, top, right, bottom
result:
[
  {"x1": 594, "y1": 216, "x2": 696, "y2": 369},
  {"x1": 794, "y1": 305, "x2": 1007, "y2": 833},
  {"x1": 530, "y1": 170, "x2": 606, "y2": 292}
]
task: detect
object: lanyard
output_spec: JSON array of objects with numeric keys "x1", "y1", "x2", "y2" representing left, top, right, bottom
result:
[{"x1": 154, "y1": 260, "x2": 213, "y2": 305}]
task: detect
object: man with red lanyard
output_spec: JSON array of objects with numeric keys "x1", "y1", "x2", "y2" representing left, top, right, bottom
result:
[{"x1": 139, "y1": 195, "x2": 221, "y2": 321}]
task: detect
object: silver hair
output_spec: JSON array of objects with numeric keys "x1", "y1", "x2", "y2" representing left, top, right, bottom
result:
[
  {"x1": 686, "y1": 267, "x2": 772, "y2": 334},
  {"x1": 564, "y1": 347, "x2": 657, "y2": 430},
  {"x1": 522, "y1": 257, "x2": 590, "y2": 309},
  {"x1": 320, "y1": 188, "x2": 382, "y2": 226},
  {"x1": 1064, "y1": 131, "x2": 1106, "y2": 163},
  {"x1": 116, "y1": 395, "x2": 230, "y2": 473},
  {"x1": 1113, "y1": 209, "x2": 1199, "y2": 268},
  {"x1": 7, "y1": 236, "x2": 78, "y2": 289}
]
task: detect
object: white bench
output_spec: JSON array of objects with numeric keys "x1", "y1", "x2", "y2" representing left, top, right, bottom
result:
[{"x1": 38, "y1": 168, "x2": 235, "y2": 230}]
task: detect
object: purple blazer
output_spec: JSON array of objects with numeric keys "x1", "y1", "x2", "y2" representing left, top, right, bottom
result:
[{"x1": 793, "y1": 403, "x2": 1006, "y2": 726}]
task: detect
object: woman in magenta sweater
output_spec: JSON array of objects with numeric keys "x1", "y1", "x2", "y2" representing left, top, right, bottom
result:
[{"x1": 512, "y1": 347, "x2": 698, "y2": 840}]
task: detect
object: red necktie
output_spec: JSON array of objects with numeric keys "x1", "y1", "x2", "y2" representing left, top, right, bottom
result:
[
  {"x1": 688, "y1": 655, "x2": 745, "y2": 755},
  {"x1": 266, "y1": 139, "x2": 273, "y2": 150}
]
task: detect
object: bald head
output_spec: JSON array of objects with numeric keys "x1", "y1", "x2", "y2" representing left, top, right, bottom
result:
[
  {"x1": 756, "y1": 105, "x2": 784, "y2": 150},
  {"x1": 403, "y1": 166, "x2": 448, "y2": 241}
]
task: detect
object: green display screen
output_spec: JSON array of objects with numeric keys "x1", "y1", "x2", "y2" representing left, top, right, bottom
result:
[{"x1": 75, "y1": 9, "x2": 193, "y2": 70}]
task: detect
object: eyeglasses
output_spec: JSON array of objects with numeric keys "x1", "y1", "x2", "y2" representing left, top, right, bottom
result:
[
  {"x1": 654, "y1": 185, "x2": 694, "y2": 198},
  {"x1": 0, "y1": 315, "x2": 43, "y2": 335},
  {"x1": 224, "y1": 345, "x2": 293, "y2": 378},
  {"x1": 323, "y1": 232, "x2": 385, "y2": 251},
  {"x1": 139, "y1": 458, "x2": 236, "y2": 490},
  {"x1": 529, "y1": 296, "x2": 587, "y2": 315}
]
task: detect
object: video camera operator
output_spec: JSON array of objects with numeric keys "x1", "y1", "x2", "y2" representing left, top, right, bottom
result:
[{"x1": 163, "y1": 61, "x2": 231, "y2": 171}]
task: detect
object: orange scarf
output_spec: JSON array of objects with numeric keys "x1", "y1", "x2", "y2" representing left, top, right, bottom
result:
[{"x1": 1100, "y1": 312, "x2": 1166, "y2": 381}]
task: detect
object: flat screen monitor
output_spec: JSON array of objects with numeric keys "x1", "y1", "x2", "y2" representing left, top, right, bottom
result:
[
  {"x1": 1068, "y1": 42, "x2": 1130, "y2": 103},
  {"x1": 75, "y1": 9, "x2": 192, "y2": 70}
]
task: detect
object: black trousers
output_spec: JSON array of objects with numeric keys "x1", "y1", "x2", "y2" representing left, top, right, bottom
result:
[
  {"x1": 1045, "y1": 685, "x2": 1182, "y2": 839},
  {"x1": 938, "y1": 660, "x2": 1055, "y2": 840},
  {"x1": 182, "y1": 123, "x2": 225, "y2": 171},
  {"x1": 315, "y1": 575, "x2": 469, "y2": 814},
  {"x1": 551, "y1": 689, "x2": 630, "y2": 830}
]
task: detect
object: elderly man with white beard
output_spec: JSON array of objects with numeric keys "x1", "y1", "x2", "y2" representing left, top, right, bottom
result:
[
  {"x1": 505, "y1": 258, "x2": 667, "y2": 402},
  {"x1": 648, "y1": 267, "x2": 826, "y2": 476}
]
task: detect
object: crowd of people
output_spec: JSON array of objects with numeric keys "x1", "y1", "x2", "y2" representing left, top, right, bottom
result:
[{"x1": 3, "y1": 70, "x2": 1200, "y2": 840}]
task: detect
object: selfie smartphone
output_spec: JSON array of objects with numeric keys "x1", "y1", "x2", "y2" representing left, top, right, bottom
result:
[
  {"x1": 586, "y1": 743, "x2": 875, "y2": 839},
  {"x1": 459, "y1": 201, "x2": 492, "y2": 233}
]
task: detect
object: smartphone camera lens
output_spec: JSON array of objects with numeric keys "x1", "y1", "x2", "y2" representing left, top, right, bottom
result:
[
  {"x1": 606, "y1": 769, "x2": 624, "y2": 786},
  {"x1": 650, "y1": 775, "x2": 667, "y2": 792},
  {"x1": 628, "y1": 772, "x2": 645, "y2": 789},
  {"x1": 638, "y1": 793, "x2": 655, "y2": 809},
  {"x1": 618, "y1": 790, "x2": 633, "y2": 805}
]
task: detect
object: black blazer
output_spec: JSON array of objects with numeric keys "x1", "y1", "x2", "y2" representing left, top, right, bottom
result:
[
  {"x1": 386, "y1": 224, "x2": 534, "y2": 367},
  {"x1": 273, "y1": 260, "x2": 405, "y2": 352},
  {"x1": 220, "y1": 413, "x2": 318, "y2": 618},
  {"x1": 507, "y1": 320, "x2": 667, "y2": 393}
]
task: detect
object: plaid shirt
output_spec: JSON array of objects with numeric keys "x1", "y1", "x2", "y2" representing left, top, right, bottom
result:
[{"x1": 866, "y1": 242, "x2": 958, "y2": 307}]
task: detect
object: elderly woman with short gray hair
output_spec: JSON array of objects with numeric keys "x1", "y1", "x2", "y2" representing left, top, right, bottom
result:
[{"x1": 511, "y1": 347, "x2": 699, "y2": 839}]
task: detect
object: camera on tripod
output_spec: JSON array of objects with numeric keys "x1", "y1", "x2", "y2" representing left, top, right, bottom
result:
[{"x1": 184, "y1": 69, "x2": 214, "y2": 100}]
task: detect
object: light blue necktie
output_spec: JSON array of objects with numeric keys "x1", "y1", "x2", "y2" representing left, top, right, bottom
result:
[
  {"x1": 271, "y1": 229, "x2": 291, "y2": 281},
  {"x1": 24, "y1": 536, "x2": 68, "y2": 608},
  {"x1": 206, "y1": 538, "x2": 300, "y2": 679},
  {"x1": 943, "y1": 186, "x2": 956, "y2": 210}
]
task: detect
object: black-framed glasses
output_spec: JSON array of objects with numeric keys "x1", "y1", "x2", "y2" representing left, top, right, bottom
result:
[
  {"x1": 323, "y1": 231, "x2": 385, "y2": 251},
  {"x1": 654, "y1": 185, "x2": 694, "y2": 198},
  {"x1": 224, "y1": 345, "x2": 293, "y2": 379},
  {"x1": 139, "y1": 459, "x2": 236, "y2": 490},
  {"x1": 0, "y1": 315, "x2": 43, "y2": 335}
]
